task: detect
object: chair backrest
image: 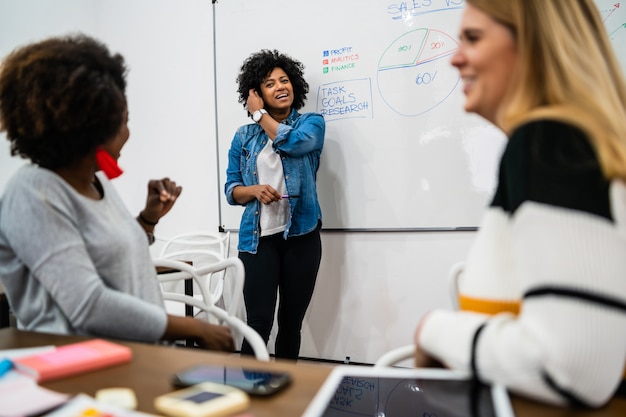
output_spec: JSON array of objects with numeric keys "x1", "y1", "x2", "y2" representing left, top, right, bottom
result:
[
  {"x1": 157, "y1": 231, "x2": 231, "y2": 258},
  {"x1": 448, "y1": 261, "x2": 464, "y2": 310},
  {"x1": 154, "y1": 256, "x2": 242, "y2": 318},
  {"x1": 152, "y1": 257, "x2": 269, "y2": 361},
  {"x1": 374, "y1": 344, "x2": 415, "y2": 368},
  {"x1": 154, "y1": 231, "x2": 233, "y2": 310},
  {"x1": 157, "y1": 249, "x2": 229, "y2": 309}
]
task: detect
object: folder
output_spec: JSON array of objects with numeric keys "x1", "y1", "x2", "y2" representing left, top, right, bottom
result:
[{"x1": 13, "y1": 339, "x2": 132, "y2": 382}]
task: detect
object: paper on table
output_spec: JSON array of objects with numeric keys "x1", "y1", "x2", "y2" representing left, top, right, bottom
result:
[
  {"x1": 0, "y1": 345, "x2": 56, "y2": 360},
  {"x1": 0, "y1": 371, "x2": 69, "y2": 417},
  {"x1": 0, "y1": 345, "x2": 68, "y2": 416}
]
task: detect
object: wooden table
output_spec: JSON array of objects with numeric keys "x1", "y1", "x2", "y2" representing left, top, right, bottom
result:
[
  {"x1": 2, "y1": 328, "x2": 626, "y2": 416},
  {"x1": 0, "y1": 328, "x2": 332, "y2": 416}
]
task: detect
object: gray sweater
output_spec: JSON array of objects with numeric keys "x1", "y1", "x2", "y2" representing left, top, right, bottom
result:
[{"x1": 0, "y1": 165, "x2": 167, "y2": 342}]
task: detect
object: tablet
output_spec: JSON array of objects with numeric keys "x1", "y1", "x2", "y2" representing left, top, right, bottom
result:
[{"x1": 302, "y1": 366, "x2": 515, "y2": 417}]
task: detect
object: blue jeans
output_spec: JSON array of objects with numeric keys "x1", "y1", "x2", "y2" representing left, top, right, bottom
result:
[{"x1": 239, "y1": 222, "x2": 321, "y2": 360}]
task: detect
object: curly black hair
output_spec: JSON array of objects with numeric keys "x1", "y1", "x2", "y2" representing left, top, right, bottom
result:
[
  {"x1": 236, "y1": 49, "x2": 309, "y2": 111},
  {"x1": 0, "y1": 34, "x2": 127, "y2": 169}
]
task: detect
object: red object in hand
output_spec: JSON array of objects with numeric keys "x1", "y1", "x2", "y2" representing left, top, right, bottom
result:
[{"x1": 96, "y1": 148, "x2": 124, "y2": 179}]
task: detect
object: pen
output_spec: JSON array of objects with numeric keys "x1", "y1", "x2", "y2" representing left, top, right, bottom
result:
[
  {"x1": 281, "y1": 195, "x2": 300, "y2": 199},
  {"x1": 0, "y1": 359, "x2": 13, "y2": 377}
]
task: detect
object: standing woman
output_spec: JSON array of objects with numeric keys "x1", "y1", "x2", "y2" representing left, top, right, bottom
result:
[
  {"x1": 413, "y1": 0, "x2": 626, "y2": 407},
  {"x1": 225, "y1": 49, "x2": 325, "y2": 360}
]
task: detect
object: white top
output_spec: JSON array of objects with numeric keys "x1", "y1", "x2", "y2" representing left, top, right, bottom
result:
[{"x1": 256, "y1": 140, "x2": 289, "y2": 237}]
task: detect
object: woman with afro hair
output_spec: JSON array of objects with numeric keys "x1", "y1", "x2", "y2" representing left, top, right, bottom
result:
[
  {"x1": 225, "y1": 49, "x2": 325, "y2": 360},
  {"x1": 0, "y1": 34, "x2": 234, "y2": 351}
]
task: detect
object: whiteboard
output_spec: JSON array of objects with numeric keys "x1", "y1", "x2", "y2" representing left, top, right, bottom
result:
[{"x1": 214, "y1": 0, "x2": 626, "y2": 231}]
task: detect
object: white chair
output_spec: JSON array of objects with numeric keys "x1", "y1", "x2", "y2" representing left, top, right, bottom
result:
[
  {"x1": 154, "y1": 255, "x2": 243, "y2": 322},
  {"x1": 374, "y1": 344, "x2": 416, "y2": 368},
  {"x1": 154, "y1": 231, "x2": 234, "y2": 311},
  {"x1": 374, "y1": 263, "x2": 465, "y2": 368},
  {"x1": 157, "y1": 231, "x2": 231, "y2": 258},
  {"x1": 152, "y1": 257, "x2": 269, "y2": 361},
  {"x1": 157, "y1": 249, "x2": 231, "y2": 313},
  {"x1": 448, "y1": 261, "x2": 464, "y2": 310}
]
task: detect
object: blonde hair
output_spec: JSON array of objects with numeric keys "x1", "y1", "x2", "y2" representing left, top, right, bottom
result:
[{"x1": 467, "y1": 0, "x2": 626, "y2": 180}]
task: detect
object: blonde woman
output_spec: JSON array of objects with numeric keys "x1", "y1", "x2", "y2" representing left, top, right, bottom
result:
[{"x1": 414, "y1": 0, "x2": 626, "y2": 407}]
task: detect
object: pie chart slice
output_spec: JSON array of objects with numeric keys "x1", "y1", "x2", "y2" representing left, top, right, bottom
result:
[{"x1": 377, "y1": 29, "x2": 460, "y2": 116}]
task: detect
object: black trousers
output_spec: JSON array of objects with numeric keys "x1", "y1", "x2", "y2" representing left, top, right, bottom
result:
[{"x1": 239, "y1": 223, "x2": 321, "y2": 360}]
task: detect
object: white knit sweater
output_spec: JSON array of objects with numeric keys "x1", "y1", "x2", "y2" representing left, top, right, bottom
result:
[{"x1": 418, "y1": 120, "x2": 626, "y2": 407}]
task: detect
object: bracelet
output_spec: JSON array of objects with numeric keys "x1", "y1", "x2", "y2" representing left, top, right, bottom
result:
[{"x1": 139, "y1": 212, "x2": 158, "y2": 226}]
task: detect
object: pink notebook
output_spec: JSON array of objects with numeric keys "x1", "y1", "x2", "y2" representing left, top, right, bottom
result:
[{"x1": 13, "y1": 339, "x2": 132, "y2": 382}]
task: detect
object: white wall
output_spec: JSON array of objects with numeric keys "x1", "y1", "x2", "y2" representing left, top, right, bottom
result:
[
  {"x1": 0, "y1": 0, "x2": 95, "y2": 194},
  {"x1": 0, "y1": 0, "x2": 480, "y2": 364}
]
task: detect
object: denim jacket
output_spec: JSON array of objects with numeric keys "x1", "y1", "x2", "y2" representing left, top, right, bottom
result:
[{"x1": 225, "y1": 109, "x2": 325, "y2": 253}]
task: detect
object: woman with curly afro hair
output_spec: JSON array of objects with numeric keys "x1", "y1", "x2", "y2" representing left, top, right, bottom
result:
[
  {"x1": 225, "y1": 49, "x2": 325, "y2": 360},
  {"x1": 0, "y1": 34, "x2": 234, "y2": 352}
]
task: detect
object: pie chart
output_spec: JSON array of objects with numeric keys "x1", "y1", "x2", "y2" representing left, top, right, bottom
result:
[{"x1": 377, "y1": 28, "x2": 460, "y2": 116}]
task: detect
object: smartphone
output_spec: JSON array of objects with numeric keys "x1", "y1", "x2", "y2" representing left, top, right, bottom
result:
[
  {"x1": 171, "y1": 364, "x2": 292, "y2": 396},
  {"x1": 154, "y1": 381, "x2": 249, "y2": 417}
]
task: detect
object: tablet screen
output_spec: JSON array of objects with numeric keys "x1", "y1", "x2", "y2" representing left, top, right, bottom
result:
[
  {"x1": 321, "y1": 375, "x2": 495, "y2": 417},
  {"x1": 172, "y1": 365, "x2": 291, "y2": 395},
  {"x1": 303, "y1": 367, "x2": 513, "y2": 417},
  {"x1": 183, "y1": 391, "x2": 223, "y2": 404}
]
